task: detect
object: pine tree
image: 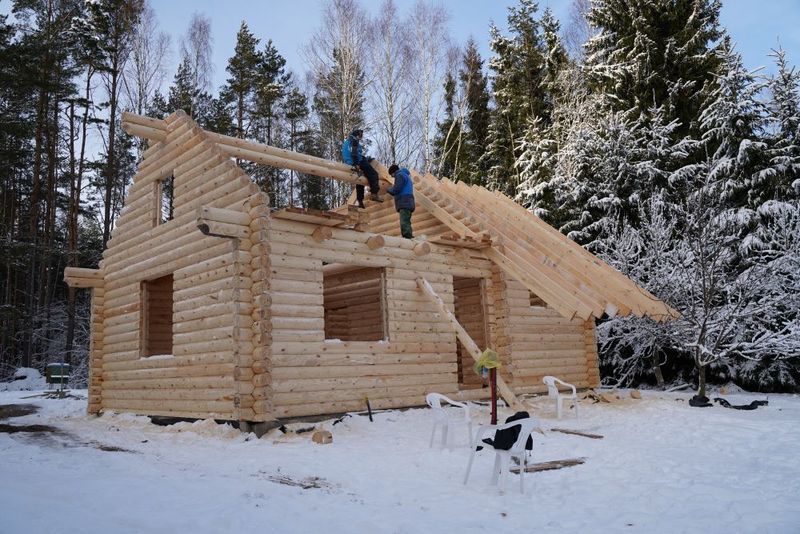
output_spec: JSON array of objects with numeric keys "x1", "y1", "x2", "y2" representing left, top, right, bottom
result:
[
  {"x1": 285, "y1": 86, "x2": 310, "y2": 207},
  {"x1": 221, "y1": 22, "x2": 260, "y2": 139},
  {"x1": 250, "y1": 40, "x2": 290, "y2": 204},
  {"x1": 146, "y1": 90, "x2": 169, "y2": 118},
  {"x1": 540, "y1": 8, "x2": 568, "y2": 105},
  {"x1": 9, "y1": 0, "x2": 86, "y2": 368},
  {"x1": 82, "y1": 0, "x2": 144, "y2": 247},
  {"x1": 201, "y1": 96, "x2": 234, "y2": 136},
  {"x1": 253, "y1": 40, "x2": 289, "y2": 146}
]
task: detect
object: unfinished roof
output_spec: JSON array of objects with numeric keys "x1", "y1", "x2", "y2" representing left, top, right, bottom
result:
[{"x1": 122, "y1": 110, "x2": 678, "y2": 323}]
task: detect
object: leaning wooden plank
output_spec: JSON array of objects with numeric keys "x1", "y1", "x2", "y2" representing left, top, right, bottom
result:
[{"x1": 416, "y1": 277, "x2": 525, "y2": 411}]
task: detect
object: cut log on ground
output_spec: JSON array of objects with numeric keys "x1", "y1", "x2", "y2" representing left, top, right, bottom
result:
[{"x1": 510, "y1": 457, "x2": 586, "y2": 474}]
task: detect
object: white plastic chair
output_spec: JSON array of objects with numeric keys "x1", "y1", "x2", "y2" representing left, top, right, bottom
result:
[
  {"x1": 463, "y1": 417, "x2": 540, "y2": 494},
  {"x1": 543, "y1": 376, "x2": 578, "y2": 418},
  {"x1": 426, "y1": 393, "x2": 473, "y2": 448}
]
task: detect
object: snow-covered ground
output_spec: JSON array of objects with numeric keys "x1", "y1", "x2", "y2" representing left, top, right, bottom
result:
[{"x1": 1, "y1": 387, "x2": 798, "y2": 534}]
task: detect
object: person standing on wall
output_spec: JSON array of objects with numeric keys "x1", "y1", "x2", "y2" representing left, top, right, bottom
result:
[
  {"x1": 341, "y1": 129, "x2": 383, "y2": 209},
  {"x1": 386, "y1": 164, "x2": 415, "y2": 239}
]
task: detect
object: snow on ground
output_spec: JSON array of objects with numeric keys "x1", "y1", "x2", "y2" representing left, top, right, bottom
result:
[
  {"x1": 0, "y1": 367, "x2": 47, "y2": 392},
  {"x1": 1, "y1": 388, "x2": 799, "y2": 534}
]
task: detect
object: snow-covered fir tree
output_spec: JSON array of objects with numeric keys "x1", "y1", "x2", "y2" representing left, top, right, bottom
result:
[
  {"x1": 584, "y1": 0, "x2": 723, "y2": 139},
  {"x1": 484, "y1": 0, "x2": 551, "y2": 195},
  {"x1": 696, "y1": 37, "x2": 766, "y2": 208},
  {"x1": 757, "y1": 47, "x2": 800, "y2": 205}
]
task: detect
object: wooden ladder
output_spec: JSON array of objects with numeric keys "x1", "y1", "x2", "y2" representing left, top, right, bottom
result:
[{"x1": 416, "y1": 277, "x2": 526, "y2": 411}]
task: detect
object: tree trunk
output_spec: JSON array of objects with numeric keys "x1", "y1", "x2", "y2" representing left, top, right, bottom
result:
[
  {"x1": 651, "y1": 352, "x2": 665, "y2": 388},
  {"x1": 697, "y1": 363, "x2": 707, "y2": 398},
  {"x1": 103, "y1": 63, "x2": 119, "y2": 248}
]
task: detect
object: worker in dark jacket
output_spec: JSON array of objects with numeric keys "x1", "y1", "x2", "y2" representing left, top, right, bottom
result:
[
  {"x1": 341, "y1": 129, "x2": 383, "y2": 209},
  {"x1": 386, "y1": 164, "x2": 415, "y2": 239}
]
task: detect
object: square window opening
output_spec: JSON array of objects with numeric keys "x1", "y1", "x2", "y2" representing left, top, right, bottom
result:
[
  {"x1": 141, "y1": 274, "x2": 173, "y2": 356},
  {"x1": 323, "y1": 264, "x2": 386, "y2": 341}
]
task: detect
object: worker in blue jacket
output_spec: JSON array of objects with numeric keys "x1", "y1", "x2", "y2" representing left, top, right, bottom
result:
[
  {"x1": 386, "y1": 164, "x2": 415, "y2": 239},
  {"x1": 341, "y1": 129, "x2": 383, "y2": 208}
]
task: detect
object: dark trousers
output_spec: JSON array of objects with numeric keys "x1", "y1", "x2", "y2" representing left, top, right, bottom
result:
[
  {"x1": 355, "y1": 160, "x2": 380, "y2": 201},
  {"x1": 399, "y1": 209, "x2": 413, "y2": 239}
]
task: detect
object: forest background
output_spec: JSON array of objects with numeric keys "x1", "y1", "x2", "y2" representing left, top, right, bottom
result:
[{"x1": 1, "y1": 0, "x2": 798, "y2": 396}]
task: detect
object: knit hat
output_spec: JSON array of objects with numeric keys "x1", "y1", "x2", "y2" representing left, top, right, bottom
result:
[
  {"x1": 388, "y1": 164, "x2": 399, "y2": 175},
  {"x1": 351, "y1": 129, "x2": 364, "y2": 138}
]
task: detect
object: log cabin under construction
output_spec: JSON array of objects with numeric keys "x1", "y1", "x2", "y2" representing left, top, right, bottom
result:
[{"x1": 64, "y1": 110, "x2": 677, "y2": 433}]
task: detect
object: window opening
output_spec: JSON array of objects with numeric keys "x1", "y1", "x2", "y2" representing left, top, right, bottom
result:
[
  {"x1": 323, "y1": 265, "x2": 386, "y2": 341},
  {"x1": 141, "y1": 274, "x2": 173, "y2": 356}
]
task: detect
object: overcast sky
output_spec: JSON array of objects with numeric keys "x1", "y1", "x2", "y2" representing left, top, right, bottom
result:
[{"x1": 147, "y1": 0, "x2": 800, "y2": 93}]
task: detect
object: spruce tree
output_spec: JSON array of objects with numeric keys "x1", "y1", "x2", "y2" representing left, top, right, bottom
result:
[
  {"x1": 433, "y1": 71, "x2": 464, "y2": 181},
  {"x1": 460, "y1": 39, "x2": 490, "y2": 185},
  {"x1": 584, "y1": 0, "x2": 723, "y2": 139},
  {"x1": 758, "y1": 47, "x2": 800, "y2": 204},
  {"x1": 167, "y1": 57, "x2": 197, "y2": 116},
  {"x1": 484, "y1": 0, "x2": 558, "y2": 195},
  {"x1": 696, "y1": 38, "x2": 765, "y2": 209}
]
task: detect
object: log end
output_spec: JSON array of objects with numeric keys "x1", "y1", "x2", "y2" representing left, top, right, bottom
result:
[{"x1": 413, "y1": 241, "x2": 431, "y2": 256}]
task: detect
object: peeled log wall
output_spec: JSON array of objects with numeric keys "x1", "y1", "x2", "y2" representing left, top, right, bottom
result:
[
  {"x1": 267, "y1": 217, "x2": 497, "y2": 418},
  {"x1": 503, "y1": 278, "x2": 599, "y2": 392},
  {"x1": 97, "y1": 112, "x2": 271, "y2": 421}
]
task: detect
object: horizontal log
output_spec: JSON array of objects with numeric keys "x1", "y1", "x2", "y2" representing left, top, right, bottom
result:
[
  {"x1": 104, "y1": 376, "x2": 235, "y2": 391},
  {"x1": 275, "y1": 383, "x2": 447, "y2": 406},
  {"x1": 103, "y1": 351, "x2": 234, "y2": 372},
  {"x1": 270, "y1": 340, "x2": 454, "y2": 355},
  {"x1": 101, "y1": 398, "x2": 234, "y2": 417},
  {"x1": 196, "y1": 205, "x2": 251, "y2": 227},
  {"x1": 197, "y1": 218, "x2": 250, "y2": 239},
  {"x1": 272, "y1": 362, "x2": 456, "y2": 380},
  {"x1": 103, "y1": 363, "x2": 234, "y2": 382},
  {"x1": 271, "y1": 352, "x2": 454, "y2": 368}
]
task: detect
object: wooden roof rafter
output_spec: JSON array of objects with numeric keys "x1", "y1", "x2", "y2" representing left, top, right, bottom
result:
[{"x1": 121, "y1": 110, "x2": 679, "y2": 323}]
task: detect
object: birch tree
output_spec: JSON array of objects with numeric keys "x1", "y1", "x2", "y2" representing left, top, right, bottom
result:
[
  {"x1": 305, "y1": 0, "x2": 371, "y2": 206},
  {"x1": 367, "y1": 0, "x2": 414, "y2": 164},
  {"x1": 122, "y1": 1, "x2": 170, "y2": 116},
  {"x1": 180, "y1": 12, "x2": 213, "y2": 117},
  {"x1": 408, "y1": 0, "x2": 450, "y2": 171}
]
